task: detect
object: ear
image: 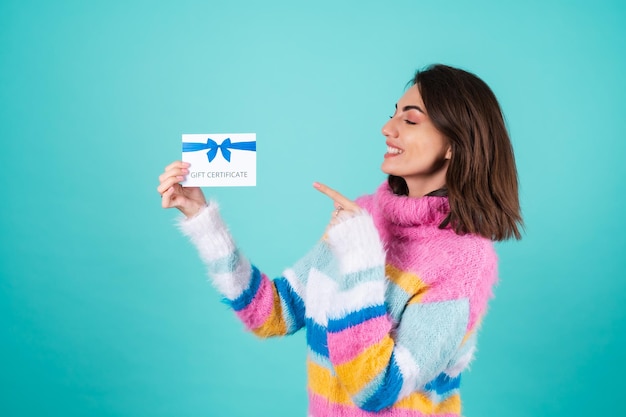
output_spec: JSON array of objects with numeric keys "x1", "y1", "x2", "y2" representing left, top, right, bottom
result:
[{"x1": 444, "y1": 145, "x2": 452, "y2": 160}]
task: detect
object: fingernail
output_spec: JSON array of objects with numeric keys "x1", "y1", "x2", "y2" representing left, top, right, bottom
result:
[{"x1": 313, "y1": 182, "x2": 320, "y2": 189}]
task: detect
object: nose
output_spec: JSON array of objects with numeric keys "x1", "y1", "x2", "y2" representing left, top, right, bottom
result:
[{"x1": 381, "y1": 117, "x2": 398, "y2": 138}]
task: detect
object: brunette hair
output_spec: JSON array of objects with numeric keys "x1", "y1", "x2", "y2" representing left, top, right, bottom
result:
[{"x1": 388, "y1": 64, "x2": 523, "y2": 241}]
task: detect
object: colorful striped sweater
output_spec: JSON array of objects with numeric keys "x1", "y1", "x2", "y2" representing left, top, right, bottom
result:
[{"x1": 179, "y1": 182, "x2": 498, "y2": 416}]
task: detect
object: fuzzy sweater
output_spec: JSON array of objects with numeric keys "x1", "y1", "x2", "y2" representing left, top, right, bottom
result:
[{"x1": 179, "y1": 182, "x2": 498, "y2": 416}]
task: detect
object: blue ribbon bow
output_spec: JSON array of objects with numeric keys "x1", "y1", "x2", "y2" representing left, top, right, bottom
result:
[{"x1": 182, "y1": 137, "x2": 256, "y2": 163}]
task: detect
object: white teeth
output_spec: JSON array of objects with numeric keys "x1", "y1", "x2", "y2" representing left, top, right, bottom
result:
[{"x1": 387, "y1": 145, "x2": 403, "y2": 154}]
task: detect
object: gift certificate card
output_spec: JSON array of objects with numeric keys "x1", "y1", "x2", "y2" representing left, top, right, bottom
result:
[{"x1": 181, "y1": 133, "x2": 256, "y2": 187}]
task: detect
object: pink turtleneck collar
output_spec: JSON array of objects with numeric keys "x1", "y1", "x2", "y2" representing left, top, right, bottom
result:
[
  {"x1": 355, "y1": 182, "x2": 452, "y2": 247},
  {"x1": 359, "y1": 182, "x2": 450, "y2": 227}
]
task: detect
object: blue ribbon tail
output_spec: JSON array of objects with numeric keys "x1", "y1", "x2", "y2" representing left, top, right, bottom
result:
[
  {"x1": 183, "y1": 142, "x2": 211, "y2": 152},
  {"x1": 228, "y1": 141, "x2": 256, "y2": 151},
  {"x1": 206, "y1": 147, "x2": 219, "y2": 162},
  {"x1": 222, "y1": 147, "x2": 232, "y2": 162}
]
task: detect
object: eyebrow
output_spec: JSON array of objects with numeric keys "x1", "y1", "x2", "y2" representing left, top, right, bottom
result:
[{"x1": 395, "y1": 103, "x2": 426, "y2": 114}]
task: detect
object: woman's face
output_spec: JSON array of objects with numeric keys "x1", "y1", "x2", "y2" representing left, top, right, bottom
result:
[{"x1": 381, "y1": 85, "x2": 451, "y2": 193}]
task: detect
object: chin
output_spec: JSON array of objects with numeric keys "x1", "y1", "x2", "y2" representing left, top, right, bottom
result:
[
  {"x1": 381, "y1": 162, "x2": 393, "y2": 175},
  {"x1": 381, "y1": 163, "x2": 401, "y2": 177}
]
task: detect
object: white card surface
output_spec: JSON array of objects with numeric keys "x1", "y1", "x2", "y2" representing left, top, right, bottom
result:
[{"x1": 181, "y1": 133, "x2": 256, "y2": 187}]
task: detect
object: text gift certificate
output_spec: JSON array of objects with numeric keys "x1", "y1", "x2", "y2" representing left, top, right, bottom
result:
[{"x1": 181, "y1": 133, "x2": 256, "y2": 187}]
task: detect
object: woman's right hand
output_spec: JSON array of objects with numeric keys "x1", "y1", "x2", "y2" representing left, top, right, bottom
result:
[{"x1": 157, "y1": 161, "x2": 207, "y2": 218}]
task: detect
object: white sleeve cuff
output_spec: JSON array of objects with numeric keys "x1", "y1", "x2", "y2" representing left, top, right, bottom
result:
[
  {"x1": 177, "y1": 201, "x2": 236, "y2": 263},
  {"x1": 326, "y1": 212, "x2": 386, "y2": 275}
]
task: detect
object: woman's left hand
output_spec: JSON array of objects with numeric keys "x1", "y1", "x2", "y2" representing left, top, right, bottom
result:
[{"x1": 313, "y1": 182, "x2": 361, "y2": 229}]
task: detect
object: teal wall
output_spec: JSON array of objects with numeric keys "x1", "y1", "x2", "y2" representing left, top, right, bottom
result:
[{"x1": 1, "y1": 1, "x2": 625, "y2": 416}]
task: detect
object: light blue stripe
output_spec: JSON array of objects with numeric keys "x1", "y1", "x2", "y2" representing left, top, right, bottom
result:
[
  {"x1": 312, "y1": 242, "x2": 339, "y2": 281},
  {"x1": 278, "y1": 295, "x2": 296, "y2": 334},
  {"x1": 291, "y1": 242, "x2": 334, "y2": 287},
  {"x1": 385, "y1": 281, "x2": 411, "y2": 322},
  {"x1": 396, "y1": 299, "x2": 469, "y2": 385},
  {"x1": 338, "y1": 266, "x2": 385, "y2": 290},
  {"x1": 361, "y1": 353, "x2": 403, "y2": 412},
  {"x1": 307, "y1": 347, "x2": 334, "y2": 373},
  {"x1": 353, "y1": 365, "x2": 387, "y2": 406},
  {"x1": 434, "y1": 386, "x2": 460, "y2": 402},
  {"x1": 208, "y1": 250, "x2": 241, "y2": 275},
  {"x1": 275, "y1": 277, "x2": 306, "y2": 334},
  {"x1": 228, "y1": 266, "x2": 262, "y2": 311},
  {"x1": 443, "y1": 330, "x2": 477, "y2": 373},
  {"x1": 306, "y1": 318, "x2": 329, "y2": 357},
  {"x1": 424, "y1": 373, "x2": 461, "y2": 394},
  {"x1": 454, "y1": 329, "x2": 477, "y2": 358}
]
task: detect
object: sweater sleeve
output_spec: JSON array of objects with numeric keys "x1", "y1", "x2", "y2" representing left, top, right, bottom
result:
[
  {"x1": 324, "y1": 213, "x2": 471, "y2": 412},
  {"x1": 178, "y1": 202, "x2": 308, "y2": 337}
]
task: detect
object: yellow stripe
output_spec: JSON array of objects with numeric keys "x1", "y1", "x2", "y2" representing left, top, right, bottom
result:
[
  {"x1": 461, "y1": 316, "x2": 482, "y2": 345},
  {"x1": 252, "y1": 285, "x2": 287, "y2": 337},
  {"x1": 461, "y1": 328, "x2": 474, "y2": 345},
  {"x1": 395, "y1": 392, "x2": 433, "y2": 413},
  {"x1": 307, "y1": 360, "x2": 353, "y2": 405},
  {"x1": 386, "y1": 264, "x2": 429, "y2": 303},
  {"x1": 308, "y1": 359, "x2": 462, "y2": 413},
  {"x1": 395, "y1": 392, "x2": 461, "y2": 414},
  {"x1": 435, "y1": 394, "x2": 461, "y2": 414},
  {"x1": 334, "y1": 335, "x2": 394, "y2": 395}
]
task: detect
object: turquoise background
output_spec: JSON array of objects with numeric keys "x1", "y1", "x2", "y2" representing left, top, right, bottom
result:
[{"x1": 1, "y1": 0, "x2": 624, "y2": 416}]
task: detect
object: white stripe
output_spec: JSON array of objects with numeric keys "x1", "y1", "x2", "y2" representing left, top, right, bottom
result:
[
  {"x1": 445, "y1": 347, "x2": 475, "y2": 378},
  {"x1": 283, "y1": 268, "x2": 305, "y2": 302},
  {"x1": 179, "y1": 203, "x2": 237, "y2": 262},
  {"x1": 394, "y1": 344, "x2": 421, "y2": 400},
  {"x1": 307, "y1": 347, "x2": 334, "y2": 371},
  {"x1": 305, "y1": 268, "x2": 338, "y2": 325},
  {"x1": 326, "y1": 213, "x2": 386, "y2": 275},
  {"x1": 326, "y1": 280, "x2": 387, "y2": 320},
  {"x1": 209, "y1": 258, "x2": 252, "y2": 300}
]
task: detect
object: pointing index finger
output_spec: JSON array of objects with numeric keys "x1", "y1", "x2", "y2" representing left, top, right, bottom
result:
[{"x1": 313, "y1": 182, "x2": 354, "y2": 208}]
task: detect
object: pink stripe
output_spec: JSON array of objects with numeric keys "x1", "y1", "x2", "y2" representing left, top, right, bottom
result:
[
  {"x1": 327, "y1": 315, "x2": 392, "y2": 365},
  {"x1": 235, "y1": 273, "x2": 274, "y2": 330},
  {"x1": 308, "y1": 392, "x2": 458, "y2": 417},
  {"x1": 465, "y1": 264, "x2": 496, "y2": 330},
  {"x1": 419, "y1": 249, "x2": 497, "y2": 330},
  {"x1": 389, "y1": 234, "x2": 497, "y2": 331}
]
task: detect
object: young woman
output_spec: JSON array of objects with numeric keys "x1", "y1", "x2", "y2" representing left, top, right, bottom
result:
[{"x1": 157, "y1": 64, "x2": 522, "y2": 416}]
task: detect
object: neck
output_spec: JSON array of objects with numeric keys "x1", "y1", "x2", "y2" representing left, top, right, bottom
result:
[
  {"x1": 404, "y1": 167, "x2": 448, "y2": 198},
  {"x1": 406, "y1": 182, "x2": 446, "y2": 198}
]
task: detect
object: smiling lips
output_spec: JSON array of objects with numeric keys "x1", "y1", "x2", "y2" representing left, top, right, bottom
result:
[{"x1": 385, "y1": 144, "x2": 404, "y2": 157}]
